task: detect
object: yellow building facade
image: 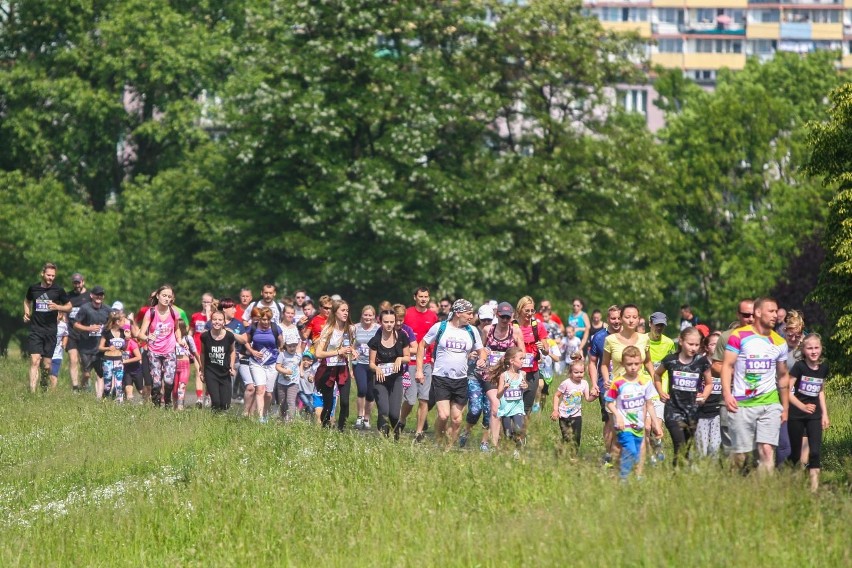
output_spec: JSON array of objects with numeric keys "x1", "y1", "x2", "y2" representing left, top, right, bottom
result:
[{"x1": 585, "y1": 0, "x2": 850, "y2": 82}]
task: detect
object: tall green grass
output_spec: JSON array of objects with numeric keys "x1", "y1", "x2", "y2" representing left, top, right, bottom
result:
[{"x1": 0, "y1": 358, "x2": 850, "y2": 567}]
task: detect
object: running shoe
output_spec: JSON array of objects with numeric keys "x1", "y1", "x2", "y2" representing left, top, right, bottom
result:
[
  {"x1": 195, "y1": 399, "x2": 203, "y2": 410},
  {"x1": 354, "y1": 417, "x2": 364, "y2": 430},
  {"x1": 259, "y1": 415, "x2": 268, "y2": 424},
  {"x1": 458, "y1": 431, "x2": 469, "y2": 448},
  {"x1": 414, "y1": 432, "x2": 425, "y2": 444},
  {"x1": 532, "y1": 403, "x2": 541, "y2": 413},
  {"x1": 480, "y1": 442, "x2": 490, "y2": 453},
  {"x1": 204, "y1": 395, "x2": 212, "y2": 408},
  {"x1": 363, "y1": 420, "x2": 370, "y2": 430}
]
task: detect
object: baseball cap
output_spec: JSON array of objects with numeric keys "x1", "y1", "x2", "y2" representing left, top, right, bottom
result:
[
  {"x1": 695, "y1": 324, "x2": 711, "y2": 338},
  {"x1": 452, "y1": 299, "x2": 474, "y2": 314},
  {"x1": 496, "y1": 302, "x2": 514, "y2": 318},
  {"x1": 477, "y1": 305, "x2": 494, "y2": 320},
  {"x1": 91, "y1": 285, "x2": 105, "y2": 296},
  {"x1": 649, "y1": 312, "x2": 667, "y2": 326},
  {"x1": 71, "y1": 272, "x2": 84, "y2": 283},
  {"x1": 302, "y1": 351, "x2": 316, "y2": 360},
  {"x1": 111, "y1": 301, "x2": 124, "y2": 312}
]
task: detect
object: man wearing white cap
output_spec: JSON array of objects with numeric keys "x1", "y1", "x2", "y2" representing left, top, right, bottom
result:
[{"x1": 417, "y1": 299, "x2": 487, "y2": 446}]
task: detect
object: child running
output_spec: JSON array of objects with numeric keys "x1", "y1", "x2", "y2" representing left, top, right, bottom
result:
[
  {"x1": 551, "y1": 358, "x2": 596, "y2": 455},
  {"x1": 98, "y1": 311, "x2": 128, "y2": 401},
  {"x1": 606, "y1": 346, "x2": 661, "y2": 480},
  {"x1": 695, "y1": 331, "x2": 723, "y2": 457},
  {"x1": 654, "y1": 327, "x2": 711, "y2": 466},
  {"x1": 787, "y1": 333, "x2": 830, "y2": 491},
  {"x1": 492, "y1": 347, "x2": 528, "y2": 450},
  {"x1": 275, "y1": 339, "x2": 302, "y2": 422}
]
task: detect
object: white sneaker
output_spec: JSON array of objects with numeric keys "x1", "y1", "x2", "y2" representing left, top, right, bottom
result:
[
  {"x1": 363, "y1": 420, "x2": 371, "y2": 430},
  {"x1": 354, "y1": 417, "x2": 364, "y2": 430}
]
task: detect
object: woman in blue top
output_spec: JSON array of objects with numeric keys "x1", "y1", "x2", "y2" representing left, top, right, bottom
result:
[
  {"x1": 567, "y1": 298, "x2": 591, "y2": 352},
  {"x1": 245, "y1": 307, "x2": 284, "y2": 423}
]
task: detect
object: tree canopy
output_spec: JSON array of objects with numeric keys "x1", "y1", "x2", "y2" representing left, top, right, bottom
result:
[{"x1": 0, "y1": 0, "x2": 843, "y2": 354}]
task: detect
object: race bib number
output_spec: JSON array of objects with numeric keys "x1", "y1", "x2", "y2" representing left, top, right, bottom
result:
[
  {"x1": 378, "y1": 363, "x2": 395, "y2": 376},
  {"x1": 195, "y1": 321, "x2": 206, "y2": 333},
  {"x1": 35, "y1": 299, "x2": 50, "y2": 312},
  {"x1": 254, "y1": 347, "x2": 271, "y2": 364},
  {"x1": 797, "y1": 375, "x2": 823, "y2": 397},
  {"x1": 620, "y1": 394, "x2": 645, "y2": 411},
  {"x1": 671, "y1": 370, "x2": 699, "y2": 392},
  {"x1": 744, "y1": 358, "x2": 772, "y2": 373},
  {"x1": 445, "y1": 339, "x2": 467, "y2": 352},
  {"x1": 504, "y1": 388, "x2": 523, "y2": 401},
  {"x1": 110, "y1": 338, "x2": 125, "y2": 350},
  {"x1": 70, "y1": 307, "x2": 80, "y2": 320},
  {"x1": 358, "y1": 344, "x2": 370, "y2": 358},
  {"x1": 326, "y1": 355, "x2": 344, "y2": 367},
  {"x1": 711, "y1": 377, "x2": 722, "y2": 395},
  {"x1": 89, "y1": 325, "x2": 103, "y2": 337},
  {"x1": 487, "y1": 351, "x2": 505, "y2": 366},
  {"x1": 523, "y1": 353, "x2": 535, "y2": 368}
]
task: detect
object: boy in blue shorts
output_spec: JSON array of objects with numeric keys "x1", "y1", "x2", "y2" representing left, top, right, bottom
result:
[{"x1": 605, "y1": 346, "x2": 661, "y2": 480}]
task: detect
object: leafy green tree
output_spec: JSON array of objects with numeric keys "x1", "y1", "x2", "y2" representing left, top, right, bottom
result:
[
  {"x1": 657, "y1": 52, "x2": 842, "y2": 326},
  {"x1": 805, "y1": 83, "x2": 852, "y2": 377},
  {"x1": 0, "y1": 172, "x2": 120, "y2": 354}
]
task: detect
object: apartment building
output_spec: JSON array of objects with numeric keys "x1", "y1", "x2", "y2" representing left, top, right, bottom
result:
[
  {"x1": 585, "y1": 0, "x2": 849, "y2": 81},
  {"x1": 583, "y1": 0, "x2": 848, "y2": 126}
]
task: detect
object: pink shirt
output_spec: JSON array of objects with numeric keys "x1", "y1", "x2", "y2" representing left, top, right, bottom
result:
[{"x1": 148, "y1": 307, "x2": 177, "y2": 356}]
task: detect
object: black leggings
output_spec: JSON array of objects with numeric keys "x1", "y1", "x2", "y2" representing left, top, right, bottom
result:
[
  {"x1": 373, "y1": 375, "x2": 403, "y2": 434},
  {"x1": 665, "y1": 418, "x2": 696, "y2": 467},
  {"x1": 559, "y1": 416, "x2": 582, "y2": 448},
  {"x1": 318, "y1": 371, "x2": 351, "y2": 431},
  {"x1": 787, "y1": 417, "x2": 823, "y2": 469},
  {"x1": 206, "y1": 373, "x2": 232, "y2": 411},
  {"x1": 522, "y1": 372, "x2": 540, "y2": 413}
]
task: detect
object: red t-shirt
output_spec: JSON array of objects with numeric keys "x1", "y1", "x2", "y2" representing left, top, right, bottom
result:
[
  {"x1": 520, "y1": 320, "x2": 549, "y2": 373},
  {"x1": 190, "y1": 312, "x2": 208, "y2": 353},
  {"x1": 535, "y1": 312, "x2": 563, "y2": 327},
  {"x1": 234, "y1": 304, "x2": 248, "y2": 323},
  {"x1": 309, "y1": 315, "x2": 327, "y2": 342},
  {"x1": 404, "y1": 306, "x2": 438, "y2": 364}
]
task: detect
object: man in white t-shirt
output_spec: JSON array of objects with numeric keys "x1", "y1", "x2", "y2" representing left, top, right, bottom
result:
[{"x1": 416, "y1": 299, "x2": 486, "y2": 446}]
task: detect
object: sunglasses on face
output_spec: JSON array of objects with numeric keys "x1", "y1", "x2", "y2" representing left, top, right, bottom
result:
[
  {"x1": 739, "y1": 312, "x2": 754, "y2": 318},
  {"x1": 499, "y1": 315, "x2": 511, "y2": 320}
]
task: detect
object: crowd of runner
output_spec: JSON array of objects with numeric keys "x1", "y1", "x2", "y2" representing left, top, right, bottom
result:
[{"x1": 23, "y1": 263, "x2": 831, "y2": 489}]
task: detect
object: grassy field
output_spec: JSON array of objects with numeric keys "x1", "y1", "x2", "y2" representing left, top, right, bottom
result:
[{"x1": 0, "y1": 356, "x2": 850, "y2": 567}]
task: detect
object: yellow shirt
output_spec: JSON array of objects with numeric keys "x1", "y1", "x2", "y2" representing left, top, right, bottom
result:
[{"x1": 604, "y1": 333, "x2": 651, "y2": 379}]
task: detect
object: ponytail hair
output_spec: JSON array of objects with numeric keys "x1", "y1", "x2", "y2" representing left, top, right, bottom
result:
[{"x1": 488, "y1": 346, "x2": 523, "y2": 383}]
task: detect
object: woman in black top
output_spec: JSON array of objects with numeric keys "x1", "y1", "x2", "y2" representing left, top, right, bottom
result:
[
  {"x1": 200, "y1": 311, "x2": 237, "y2": 411},
  {"x1": 369, "y1": 310, "x2": 411, "y2": 439}
]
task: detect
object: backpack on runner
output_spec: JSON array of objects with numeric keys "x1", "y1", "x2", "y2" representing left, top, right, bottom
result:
[{"x1": 433, "y1": 320, "x2": 477, "y2": 349}]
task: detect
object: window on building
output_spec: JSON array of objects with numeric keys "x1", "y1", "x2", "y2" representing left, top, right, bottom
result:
[
  {"x1": 695, "y1": 9, "x2": 716, "y2": 23},
  {"x1": 618, "y1": 89, "x2": 648, "y2": 116},
  {"x1": 658, "y1": 38, "x2": 684, "y2": 52},
  {"x1": 657, "y1": 8, "x2": 682, "y2": 24},
  {"x1": 752, "y1": 39, "x2": 777, "y2": 54},
  {"x1": 752, "y1": 10, "x2": 780, "y2": 23}
]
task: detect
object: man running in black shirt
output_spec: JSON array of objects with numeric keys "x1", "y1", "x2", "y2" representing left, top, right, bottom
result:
[{"x1": 23, "y1": 263, "x2": 71, "y2": 392}]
